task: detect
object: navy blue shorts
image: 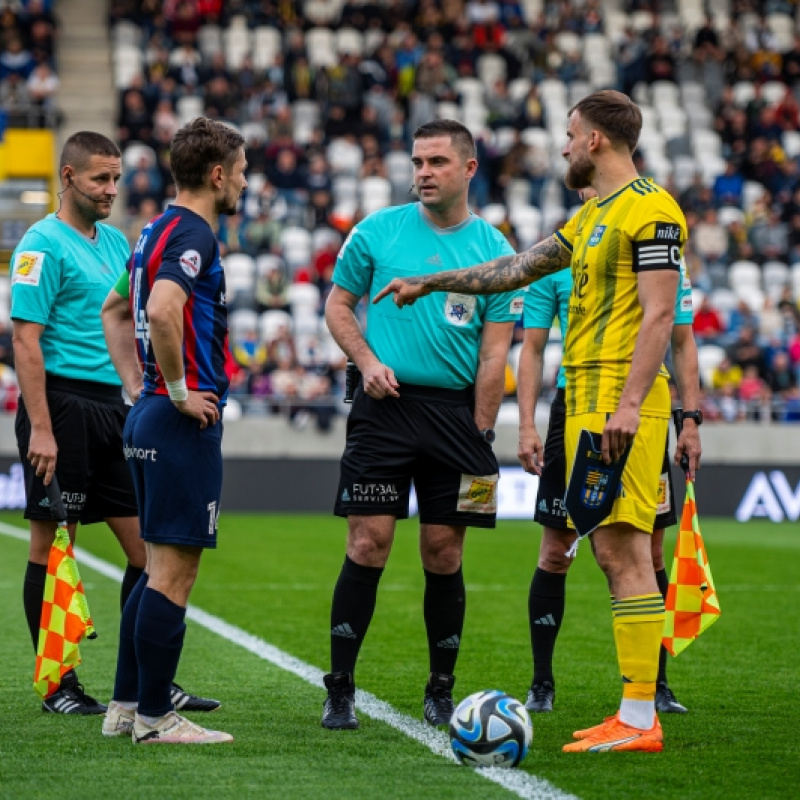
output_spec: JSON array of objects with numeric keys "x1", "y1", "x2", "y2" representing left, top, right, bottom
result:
[
  {"x1": 123, "y1": 395, "x2": 223, "y2": 548},
  {"x1": 334, "y1": 382, "x2": 499, "y2": 528},
  {"x1": 533, "y1": 388, "x2": 677, "y2": 531}
]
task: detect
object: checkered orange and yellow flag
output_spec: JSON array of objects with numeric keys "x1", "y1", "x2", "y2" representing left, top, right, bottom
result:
[
  {"x1": 662, "y1": 478, "x2": 721, "y2": 656},
  {"x1": 33, "y1": 480, "x2": 95, "y2": 699}
]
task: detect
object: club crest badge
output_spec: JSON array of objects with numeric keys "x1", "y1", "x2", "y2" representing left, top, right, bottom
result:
[{"x1": 588, "y1": 225, "x2": 607, "y2": 247}]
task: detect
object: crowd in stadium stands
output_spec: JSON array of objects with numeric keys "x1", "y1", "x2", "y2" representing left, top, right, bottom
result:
[
  {"x1": 5, "y1": 0, "x2": 800, "y2": 424},
  {"x1": 0, "y1": 1, "x2": 59, "y2": 128}
]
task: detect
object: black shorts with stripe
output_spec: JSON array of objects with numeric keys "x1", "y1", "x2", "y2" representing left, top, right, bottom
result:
[
  {"x1": 533, "y1": 388, "x2": 678, "y2": 531},
  {"x1": 15, "y1": 375, "x2": 138, "y2": 524},
  {"x1": 334, "y1": 382, "x2": 499, "y2": 528}
]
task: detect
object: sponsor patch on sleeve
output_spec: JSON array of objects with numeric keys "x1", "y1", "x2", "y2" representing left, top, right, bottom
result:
[
  {"x1": 681, "y1": 295, "x2": 693, "y2": 314},
  {"x1": 11, "y1": 251, "x2": 45, "y2": 286},
  {"x1": 510, "y1": 295, "x2": 524, "y2": 315},
  {"x1": 179, "y1": 249, "x2": 202, "y2": 278}
]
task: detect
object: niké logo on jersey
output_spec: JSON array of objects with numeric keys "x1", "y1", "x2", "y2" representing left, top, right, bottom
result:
[{"x1": 588, "y1": 225, "x2": 607, "y2": 246}]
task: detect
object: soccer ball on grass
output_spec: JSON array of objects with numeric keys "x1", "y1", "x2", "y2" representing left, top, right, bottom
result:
[{"x1": 449, "y1": 690, "x2": 532, "y2": 768}]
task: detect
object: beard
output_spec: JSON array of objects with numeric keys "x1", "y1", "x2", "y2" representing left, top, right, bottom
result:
[
  {"x1": 564, "y1": 153, "x2": 594, "y2": 190},
  {"x1": 217, "y1": 191, "x2": 240, "y2": 216}
]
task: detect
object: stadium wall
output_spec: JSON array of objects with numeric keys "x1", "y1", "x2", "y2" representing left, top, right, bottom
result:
[{"x1": 2, "y1": 415, "x2": 800, "y2": 520}]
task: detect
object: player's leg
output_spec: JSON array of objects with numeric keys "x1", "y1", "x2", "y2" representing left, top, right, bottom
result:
[
  {"x1": 325, "y1": 386, "x2": 412, "y2": 729},
  {"x1": 651, "y1": 444, "x2": 688, "y2": 713},
  {"x1": 562, "y1": 413, "x2": 667, "y2": 753},
  {"x1": 527, "y1": 388, "x2": 574, "y2": 711},
  {"x1": 419, "y1": 522, "x2": 466, "y2": 726},
  {"x1": 527, "y1": 526, "x2": 575, "y2": 711},
  {"x1": 414, "y1": 389, "x2": 499, "y2": 727}
]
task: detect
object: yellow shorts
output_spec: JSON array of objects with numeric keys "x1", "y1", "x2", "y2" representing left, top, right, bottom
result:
[{"x1": 564, "y1": 412, "x2": 668, "y2": 533}]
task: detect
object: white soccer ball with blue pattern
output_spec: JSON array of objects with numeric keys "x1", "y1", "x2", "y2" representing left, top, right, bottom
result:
[{"x1": 449, "y1": 690, "x2": 533, "y2": 768}]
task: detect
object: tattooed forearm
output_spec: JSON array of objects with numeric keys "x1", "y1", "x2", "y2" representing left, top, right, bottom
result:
[{"x1": 417, "y1": 236, "x2": 571, "y2": 295}]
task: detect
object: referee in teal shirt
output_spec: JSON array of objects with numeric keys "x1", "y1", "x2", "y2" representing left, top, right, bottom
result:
[{"x1": 321, "y1": 120, "x2": 523, "y2": 731}]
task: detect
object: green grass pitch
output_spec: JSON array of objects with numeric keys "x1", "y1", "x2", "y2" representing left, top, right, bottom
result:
[{"x1": 0, "y1": 510, "x2": 797, "y2": 799}]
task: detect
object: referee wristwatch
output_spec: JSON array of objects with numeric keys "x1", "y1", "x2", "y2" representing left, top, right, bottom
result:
[
  {"x1": 478, "y1": 428, "x2": 496, "y2": 444},
  {"x1": 681, "y1": 409, "x2": 703, "y2": 425}
]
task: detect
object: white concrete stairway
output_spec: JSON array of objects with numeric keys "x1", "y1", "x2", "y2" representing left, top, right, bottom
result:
[{"x1": 54, "y1": 0, "x2": 122, "y2": 224}]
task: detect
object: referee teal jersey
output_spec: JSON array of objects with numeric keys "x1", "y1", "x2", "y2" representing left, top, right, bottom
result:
[
  {"x1": 10, "y1": 214, "x2": 129, "y2": 385},
  {"x1": 334, "y1": 204, "x2": 523, "y2": 388}
]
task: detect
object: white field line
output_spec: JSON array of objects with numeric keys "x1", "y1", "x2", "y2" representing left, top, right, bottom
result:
[{"x1": 0, "y1": 521, "x2": 577, "y2": 800}]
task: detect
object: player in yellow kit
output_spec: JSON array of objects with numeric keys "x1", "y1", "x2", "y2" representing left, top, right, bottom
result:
[{"x1": 375, "y1": 90, "x2": 687, "y2": 752}]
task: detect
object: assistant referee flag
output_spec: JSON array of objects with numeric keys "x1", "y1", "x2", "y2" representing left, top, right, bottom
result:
[
  {"x1": 33, "y1": 480, "x2": 95, "y2": 699},
  {"x1": 662, "y1": 478, "x2": 721, "y2": 657}
]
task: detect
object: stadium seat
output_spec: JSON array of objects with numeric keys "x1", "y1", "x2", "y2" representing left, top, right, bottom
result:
[
  {"x1": 280, "y1": 227, "x2": 313, "y2": 271},
  {"x1": 327, "y1": 139, "x2": 363, "y2": 176},
  {"x1": 542, "y1": 205, "x2": 567, "y2": 235},
  {"x1": 335, "y1": 27, "x2": 364, "y2": 56},
  {"x1": 197, "y1": 24, "x2": 223, "y2": 59},
  {"x1": 292, "y1": 99, "x2": 320, "y2": 145},
  {"x1": 762, "y1": 261, "x2": 790, "y2": 300},
  {"x1": 113, "y1": 44, "x2": 143, "y2": 89},
  {"x1": 542, "y1": 341, "x2": 563, "y2": 388},
  {"x1": 303, "y1": 0, "x2": 339, "y2": 25},
  {"x1": 288, "y1": 282, "x2": 321, "y2": 329},
  {"x1": 310, "y1": 226, "x2": 340, "y2": 252},
  {"x1": 224, "y1": 26, "x2": 252, "y2": 70},
  {"x1": 476, "y1": 53, "x2": 506, "y2": 88},
  {"x1": 680, "y1": 81, "x2": 706, "y2": 105},
  {"x1": 360, "y1": 176, "x2": 392, "y2": 215},
  {"x1": 306, "y1": 28, "x2": 337, "y2": 68},
  {"x1": 122, "y1": 142, "x2": 157, "y2": 169},
  {"x1": 113, "y1": 21, "x2": 141, "y2": 48},
  {"x1": 766, "y1": 13, "x2": 795, "y2": 52},
  {"x1": 729, "y1": 260, "x2": 761, "y2": 291},
  {"x1": 583, "y1": 33, "x2": 610, "y2": 60},
  {"x1": 761, "y1": 80, "x2": 787, "y2": 105},
  {"x1": 555, "y1": 31, "x2": 581, "y2": 56},
  {"x1": 385, "y1": 150, "x2": 413, "y2": 194},
  {"x1": 509, "y1": 205, "x2": 542, "y2": 249},
  {"x1": 481, "y1": 203, "x2": 508, "y2": 227},
  {"x1": 492, "y1": 126, "x2": 518, "y2": 156},
  {"x1": 229, "y1": 308, "x2": 259, "y2": 337},
  {"x1": 732, "y1": 81, "x2": 756, "y2": 107},
  {"x1": 717, "y1": 206, "x2": 745, "y2": 227},
  {"x1": 783, "y1": 130, "x2": 800, "y2": 160},
  {"x1": 176, "y1": 95, "x2": 204, "y2": 125},
  {"x1": 697, "y1": 343, "x2": 726, "y2": 388},
  {"x1": 259, "y1": 309, "x2": 293, "y2": 343},
  {"x1": 743, "y1": 181, "x2": 766, "y2": 212},
  {"x1": 505, "y1": 178, "x2": 532, "y2": 210},
  {"x1": 709, "y1": 287, "x2": 736, "y2": 323},
  {"x1": 508, "y1": 77, "x2": 531, "y2": 103},
  {"x1": 364, "y1": 28, "x2": 385, "y2": 56},
  {"x1": 569, "y1": 81, "x2": 593, "y2": 105},
  {"x1": 241, "y1": 121, "x2": 268, "y2": 144},
  {"x1": 256, "y1": 253, "x2": 285, "y2": 277},
  {"x1": 435, "y1": 100, "x2": 461, "y2": 122},
  {"x1": 454, "y1": 77, "x2": 485, "y2": 107},
  {"x1": 790, "y1": 262, "x2": 800, "y2": 297},
  {"x1": 538, "y1": 78, "x2": 567, "y2": 108},
  {"x1": 253, "y1": 26, "x2": 282, "y2": 70},
  {"x1": 651, "y1": 81, "x2": 680, "y2": 107}
]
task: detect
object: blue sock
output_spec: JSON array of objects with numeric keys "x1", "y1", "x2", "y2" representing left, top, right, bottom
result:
[
  {"x1": 135, "y1": 588, "x2": 186, "y2": 717},
  {"x1": 112, "y1": 571, "x2": 148, "y2": 703}
]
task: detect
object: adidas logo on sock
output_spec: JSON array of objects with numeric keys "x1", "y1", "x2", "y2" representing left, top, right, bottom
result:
[
  {"x1": 331, "y1": 623, "x2": 357, "y2": 639},
  {"x1": 533, "y1": 613, "x2": 557, "y2": 626},
  {"x1": 436, "y1": 635, "x2": 460, "y2": 649}
]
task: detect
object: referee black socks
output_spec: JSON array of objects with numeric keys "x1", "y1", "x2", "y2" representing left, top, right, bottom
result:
[
  {"x1": 330, "y1": 556, "x2": 384, "y2": 675},
  {"x1": 23, "y1": 560, "x2": 47, "y2": 652},
  {"x1": 529, "y1": 568, "x2": 567, "y2": 684},
  {"x1": 424, "y1": 566, "x2": 465, "y2": 677},
  {"x1": 121, "y1": 563, "x2": 145, "y2": 612}
]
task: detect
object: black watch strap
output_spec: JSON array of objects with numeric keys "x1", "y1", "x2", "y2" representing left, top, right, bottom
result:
[{"x1": 681, "y1": 409, "x2": 702, "y2": 425}]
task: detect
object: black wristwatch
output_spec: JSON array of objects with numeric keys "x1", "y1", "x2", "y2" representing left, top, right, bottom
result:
[
  {"x1": 681, "y1": 409, "x2": 703, "y2": 426},
  {"x1": 478, "y1": 428, "x2": 496, "y2": 444}
]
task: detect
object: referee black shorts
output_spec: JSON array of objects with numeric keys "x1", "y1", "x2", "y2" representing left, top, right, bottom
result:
[
  {"x1": 15, "y1": 375, "x2": 138, "y2": 525},
  {"x1": 334, "y1": 382, "x2": 500, "y2": 529},
  {"x1": 533, "y1": 388, "x2": 678, "y2": 531}
]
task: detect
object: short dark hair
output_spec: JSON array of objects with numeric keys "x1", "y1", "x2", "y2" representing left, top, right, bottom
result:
[
  {"x1": 569, "y1": 90, "x2": 642, "y2": 153},
  {"x1": 169, "y1": 117, "x2": 245, "y2": 190},
  {"x1": 59, "y1": 131, "x2": 120, "y2": 172},
  {"x1": 413, "y1": 119, "x2": 476, "y2": 161}
]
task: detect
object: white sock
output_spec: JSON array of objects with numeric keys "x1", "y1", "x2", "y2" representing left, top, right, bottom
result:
[
  {"x1": 114, "y1": 700, "x2": 138, "y2": 710},
  {"x1": 619, "y1": 698, "x2": 655, "y2": 730},
  {"x1": 136, "y1": 712, "x2": 162, "y2": 725}
]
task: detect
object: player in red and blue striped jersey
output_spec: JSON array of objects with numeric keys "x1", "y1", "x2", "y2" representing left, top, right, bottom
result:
[{"x1": 102, "y1": 117, "x2": 247, "y2": 745}]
